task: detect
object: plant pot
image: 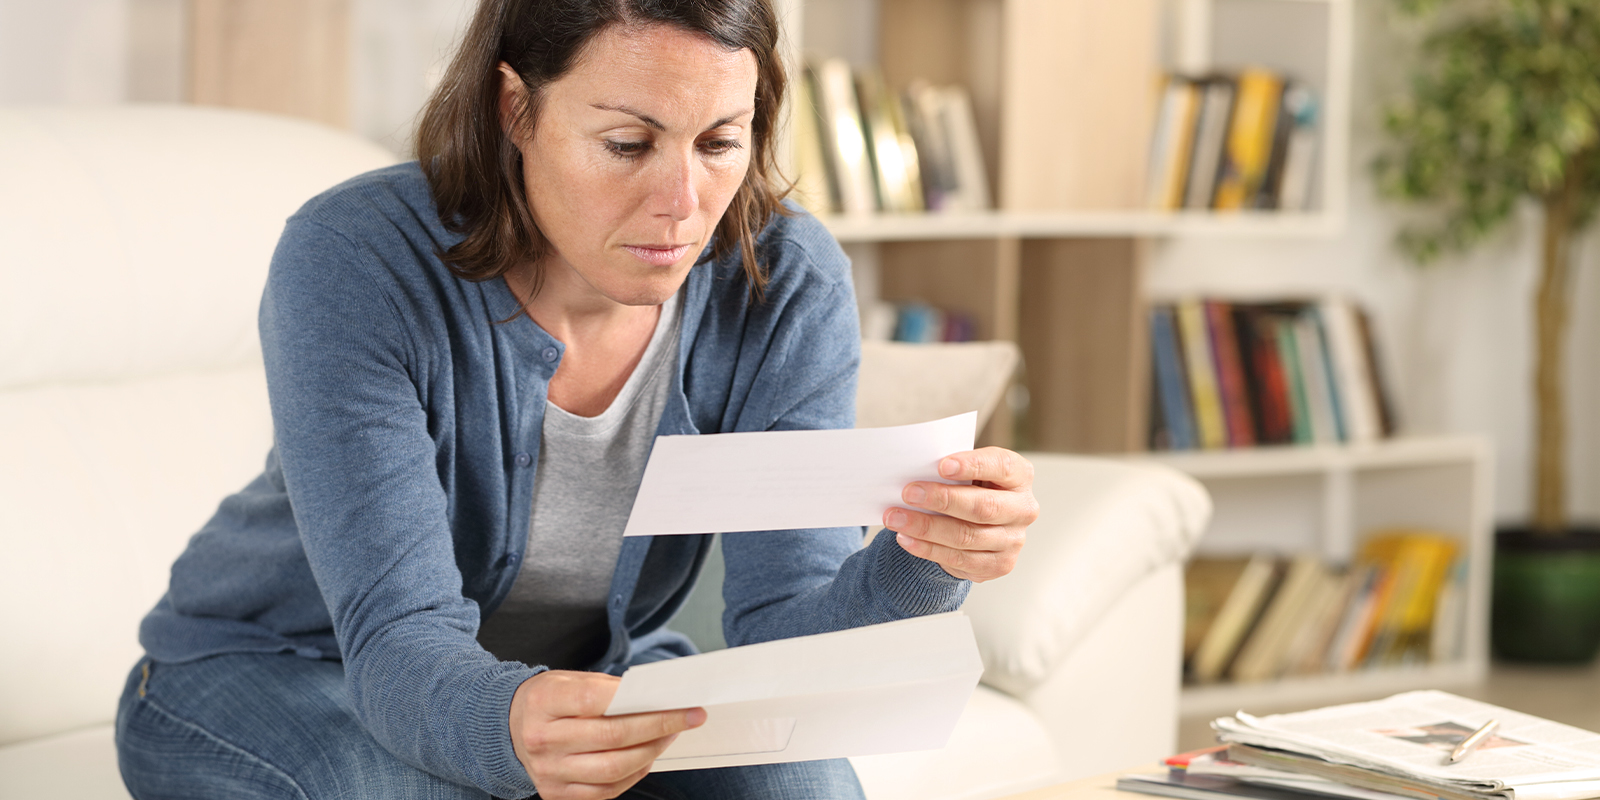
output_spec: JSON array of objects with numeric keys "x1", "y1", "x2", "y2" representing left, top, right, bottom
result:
[{"x1": 1492, "y1": 526, "x2": 1600, "y2": 663}]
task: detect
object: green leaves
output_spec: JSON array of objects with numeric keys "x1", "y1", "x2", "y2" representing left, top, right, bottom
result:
[{"x1": 1374, "y1": 0, "x2": 1600, "y2": 261}]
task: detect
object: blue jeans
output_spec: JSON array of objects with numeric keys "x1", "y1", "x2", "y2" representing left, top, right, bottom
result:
[{"x1": 115, "y1": 654, "x2": 865, "y2": 800}]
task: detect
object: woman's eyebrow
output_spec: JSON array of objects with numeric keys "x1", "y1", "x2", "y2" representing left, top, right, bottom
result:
[{"x1": 590, "y1": 103, "x2": 753, "y2": 132}]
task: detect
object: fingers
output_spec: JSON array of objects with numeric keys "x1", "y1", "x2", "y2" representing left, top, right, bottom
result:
[
  {"x1": 557, "y1": 707, "x2": 706, "y2": 755},
  {"x1": 530, "y1": 670, "x2": 621, "y2": 718},
  {"x1": 896, "y1": 524, "x2": 1017, "y2": 582},
  {"x1": 531, "y1": 710, "x2": 702, "y2": 797},
  {"x1": 897, "y1": 481, "x2": 1027, "y2": 526},
  {"x1": 933, "y1": 447, "x2": 1034, "y2": 491},
  {"x1": 511, "y1": 671, "x2": 706, "y2": 800},
  {"x1": 884, "y1": 448, "x2": 1037, "y2": 583}
]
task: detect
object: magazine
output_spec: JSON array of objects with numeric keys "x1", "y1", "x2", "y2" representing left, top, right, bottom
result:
[{"x1": 1212, "y1": 691, "x2": 1600, "y2": 800}]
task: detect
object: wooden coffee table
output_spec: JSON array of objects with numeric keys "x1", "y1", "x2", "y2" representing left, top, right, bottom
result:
[{"x1": 1000, "y1": 766, "x2": 1165, "y2": 800}]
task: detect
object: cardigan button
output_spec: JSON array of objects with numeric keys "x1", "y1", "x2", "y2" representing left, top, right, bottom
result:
[{"x1": 514, "y1": 452, "x2": 532, "y2": 467}]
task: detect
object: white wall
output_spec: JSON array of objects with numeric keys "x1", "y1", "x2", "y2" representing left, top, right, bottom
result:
[
  {"x1": 0, "y1": 0, "x2": 128, "y2": 103},
  {"x1": 349, "y1": 0, "x2": 476, "y2": 155},
  {"x1": 4, "y1": 0, "x2": 1593, "y2": 526}
]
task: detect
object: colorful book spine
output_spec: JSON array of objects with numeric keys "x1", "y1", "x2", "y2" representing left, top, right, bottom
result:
[
  {"x1": 1236, "y1": 306, "x2": 1294, "y2": 445},
  {"x1": 1146, "y1": 75, "x2": 1202, "y2": 210},
  {"x1": 1214, "y1": 69, "x2": 1285, "y2": 210},
  {"x1": 1205, "y1": 300, "x2": 1256, "y2": 448},
  {"x1": 1184, "y1": 78, "x2": 1236, "y2": 210},
  {"x1": 1151, "y1": 305, "x2": 1198, "y2": 450},
  {"x1": 1273, "y1": 316, "x2": 1314, "y2": 445},
  {"x1": 1176, "y1": 298, "x2": 1228, "y2": 449}
]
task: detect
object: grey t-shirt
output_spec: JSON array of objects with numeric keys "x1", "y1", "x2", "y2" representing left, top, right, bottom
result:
[{"x1": 476, "y1": 292, "x2": 681, "y2": 669}]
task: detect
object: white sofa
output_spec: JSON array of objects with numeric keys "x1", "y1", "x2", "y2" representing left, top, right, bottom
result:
[{"x1": 0, "y1": 105, "x2": 1211, "y2": 800}]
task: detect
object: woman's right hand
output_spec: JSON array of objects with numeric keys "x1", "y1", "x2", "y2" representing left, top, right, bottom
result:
[{"x1": 509, "y1": 670, "x2": 706, "y2": 800}]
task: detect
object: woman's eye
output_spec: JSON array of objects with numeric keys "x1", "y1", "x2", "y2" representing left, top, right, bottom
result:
[
  {"x1": 699, "y1": 138, "x2": 743, "y2": 156},
  {"x1": 604, "y1": 140, "x2": 651, "y2": 158}
]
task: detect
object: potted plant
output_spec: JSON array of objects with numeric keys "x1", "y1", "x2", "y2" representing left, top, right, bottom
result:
[{"x1": 1375, "y1": 0, "x2": 1600, "y2": 661}]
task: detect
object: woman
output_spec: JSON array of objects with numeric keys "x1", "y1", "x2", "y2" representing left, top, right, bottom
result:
[{"x1": 115, "y1": 1, "x2": 1037, "y2": 798}]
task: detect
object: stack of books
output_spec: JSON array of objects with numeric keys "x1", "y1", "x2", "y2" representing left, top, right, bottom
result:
[
  {"x1": 1149, "y1": 297, "x2": 1396, "y2": 452},
  {"x1": 861, "y1": 300, "x2": 979, "y2": 345},
  {"x1": 1184, "y1": 530, "x2": 1465, "y2": 686},
  {"x1": 1145, "y1": 68, "x2": 1320, "y2": 213},
  {"x1": 792, "y1": 59, "x2": 990, "y2": 216},
  {"x1": 1121, "y1": 691, "x2": 1600, "y2": 800}
]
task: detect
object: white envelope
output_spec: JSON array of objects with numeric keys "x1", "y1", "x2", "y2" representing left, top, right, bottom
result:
[
  {"x1": 623, "y1": 412, "x2": 977, "y2": 537},
  {"x1": 606, "y1": 612, "x2": 984, "y2": 771}
]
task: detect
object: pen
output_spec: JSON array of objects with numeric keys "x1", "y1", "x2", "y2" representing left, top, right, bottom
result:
[{"x1": 1448, "y1": 719, "x2": 1499, "y2": 764}]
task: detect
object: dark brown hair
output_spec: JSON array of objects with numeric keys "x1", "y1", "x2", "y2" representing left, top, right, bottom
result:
[{"x1": 416, "y1": 0, "x2": 789, "y2": 299}]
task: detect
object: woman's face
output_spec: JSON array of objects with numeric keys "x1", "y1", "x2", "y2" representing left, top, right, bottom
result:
[{"x1": 504, "y1": 24, "x2": 759, "y2": 308}]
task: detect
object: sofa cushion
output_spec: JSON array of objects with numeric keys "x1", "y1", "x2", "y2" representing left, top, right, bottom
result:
[
  {"x1": 850, "y1": 684, "x2": 1059, "y2": 800},
  {"x1": 0, "y1": 104, "x2": 393, "y2": 748},
  {"x1": 0, "y1": 726, "x2": 128, "y2": 800},
  {"x1": 0, "y1": 367, "x2": 272, "y2": 746},
  {"x1": 961, "y1": 454, "x2": 1209, "y2": 698}
]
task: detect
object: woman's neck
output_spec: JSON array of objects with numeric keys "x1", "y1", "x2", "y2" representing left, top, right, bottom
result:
[{"x1": 506, "y1": 262, "x2": 666, "y2": 418}]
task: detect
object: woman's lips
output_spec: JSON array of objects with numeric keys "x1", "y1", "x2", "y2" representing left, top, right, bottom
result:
[{"x1": 622, "y1": 244, "x2": 693, "y2": 267}]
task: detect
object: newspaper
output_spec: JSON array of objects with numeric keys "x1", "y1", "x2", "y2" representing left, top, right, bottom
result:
[{"x1": 1213, "y1": 691, "x2": 1600, "y2": 800}]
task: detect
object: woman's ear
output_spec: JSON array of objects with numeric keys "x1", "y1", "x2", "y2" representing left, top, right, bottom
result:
[{"x1": 496, "y1": 62, "x2": 526, "y2": 137}]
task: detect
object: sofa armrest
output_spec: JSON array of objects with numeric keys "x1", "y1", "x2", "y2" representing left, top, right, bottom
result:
[
  {"x1": 1025, "y1": 561, "x2": 1185, "y2": 778},
  {"x1": 963, "y1": 454, "x2": 1209, "y2": 698}
]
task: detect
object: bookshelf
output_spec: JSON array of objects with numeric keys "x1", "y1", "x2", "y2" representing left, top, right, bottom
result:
[
  {"x1": 784, "y1": 0, "x2": 1489, "y2": 718},
  {"x1": 781, "y1": 0, "x2": 1354, "y2": 452},
  {"x1": 1132, "y1": 436, "x2": 1495, "y2": 716}
]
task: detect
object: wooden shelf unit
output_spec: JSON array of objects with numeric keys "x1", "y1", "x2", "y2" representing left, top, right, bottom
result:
[
  {"x1": 1133, "y1": 436, "x2": 1495, "y2": 717},
  {"x1": 784, "y1": 0, "x2": 1354, "y2": 453}
]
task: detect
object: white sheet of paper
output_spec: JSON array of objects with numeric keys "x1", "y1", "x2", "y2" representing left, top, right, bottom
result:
[
  {"x1": 606, "y1": 612, "x2": 984, "y2": 771},
  {"x1": 622, "y1": 412, "x2": 977, "y2": 537}
]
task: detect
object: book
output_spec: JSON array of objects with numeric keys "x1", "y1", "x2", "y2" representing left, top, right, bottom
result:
[
  {"x1": 1152, "y1": 305, "x2": 1199, "y2": 450},
  {"x1": 1430, "y1": 556, "x2": 1468, "y2": 663},
  {"x1": 1273, "y1": 314, "x2": 1315, "y2": 445},
  {"x1": 1293, "y1": 312, "x2": 1342, "y2": 444},
  {"x1": 902, "y1": 80, "x2": 957, "y2": 211},
  {"x1": 1240, "y1": 304, "x2": 1285, "y2": 434},
  {"x1": 856, "y1": 69, "x2": 923, "y2": 213},
  {"x1": 790, "y1": 70, "x2": 834, "y2": 214},
  {"x1": 1354, "y1": 305, "x2": 1399, "y2": 437},
  {"x1": 1184, "y1": 557, "x2": 1254, "y2": 668},
  {"x1": 1214, "y1": 68, "x2": 1285, "y2": 211},
  {"x1": 1235, "y1": 305, "x2": 1296, "y2": 445},
  {"x1": 1191, "y1": 553, "x2": 1283, "y2": 684},
  {"x1": 1176, "y1": 297, "x2": 1228, "y2": 449},
  {"x1": 938, "y1": 84, "x2": 991, "y2": 211},
  {"x1": 812, "y1": 58, "x2": 876, "y2": 215},
  {"x1": 1284, "y1": 565, "x2": 1361, "y2": 676},
  {"x1": 1324, "y1": 563, "x2": 1391, "y2": 672},
  {"x1": 892, "y1": 302, "x2": 945, "y2": 343},
  {"x1": 1147, "y1": 75, "x2": 1203, "y2": 210},
  {"x1": 1207, "y1": 300, "x2": 1257, "y2": 448},
  {"x1": 1358, "y1": 531, "x2": 1459, "y2": 666},
  {"x1": 1275, "y1": 84, "x2": 1320, "y2": 212},
  {"x1": 1185, "y1": 77, "x2": 1237, "y2": 210},
  {"x1": 1317, "y1": 296, "x2": 1382, "y2": 444},
  {"x1": 1229, "y1": 554, "x2": 1328, "y2": 683}
]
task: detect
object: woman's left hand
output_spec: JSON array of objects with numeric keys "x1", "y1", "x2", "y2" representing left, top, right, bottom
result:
[{"x1": 885, "y1": 447, "x2": 1038, "y2": 582}]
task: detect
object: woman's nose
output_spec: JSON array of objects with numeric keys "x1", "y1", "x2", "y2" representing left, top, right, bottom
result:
[{"x1": 652, "y1": 149, "x2": 699, "y2": 221}]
